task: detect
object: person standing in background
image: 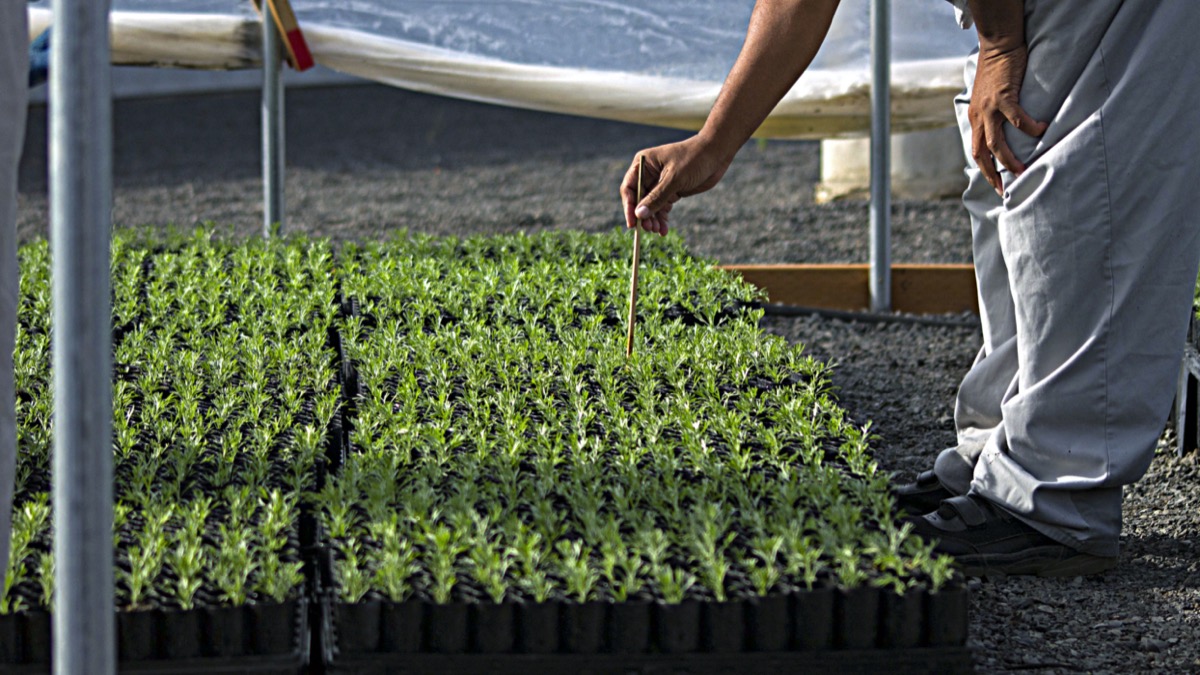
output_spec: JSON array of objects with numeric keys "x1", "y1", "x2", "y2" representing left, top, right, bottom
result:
[{"x1": 622, "y1": 0, "x2": 1200, "y2": 577}]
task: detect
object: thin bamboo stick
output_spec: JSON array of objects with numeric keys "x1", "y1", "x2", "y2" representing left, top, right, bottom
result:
[{"x1": 625, "y1": 155, "x2": 644, "y2": 358}]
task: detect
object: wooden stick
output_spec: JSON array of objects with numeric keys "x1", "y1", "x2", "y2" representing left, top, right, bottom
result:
[{"x1": 625, "y1": 155, "x2": 644, "y2": 358}]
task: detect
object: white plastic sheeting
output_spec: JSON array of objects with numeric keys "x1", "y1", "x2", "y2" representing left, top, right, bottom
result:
[{"x1": 28, "y1": 1, "x2": 977, "y2": 138}]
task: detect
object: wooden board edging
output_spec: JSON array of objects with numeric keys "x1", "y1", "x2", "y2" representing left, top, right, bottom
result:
[{"x1": 720, "y1": 263, "x2": 979, "y2": 315}]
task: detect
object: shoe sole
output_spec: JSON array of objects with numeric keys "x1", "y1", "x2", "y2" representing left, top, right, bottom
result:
[{"x1": 956, "y1": 546, "x2": 1118, "y2": 578}]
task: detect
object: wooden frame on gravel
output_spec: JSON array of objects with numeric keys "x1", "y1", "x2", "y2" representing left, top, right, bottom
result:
[{"x1": 720, "y1": 263, "x2": 979, "y2": 315}]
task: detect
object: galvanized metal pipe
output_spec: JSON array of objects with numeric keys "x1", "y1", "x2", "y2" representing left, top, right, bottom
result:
[
  {"x1": 262, "y1": 11, "x2": 285, "y2": 235},
  {"x1": 869, "y1": 0, "x2": 892, "y2": 312},
  {"x1": 49, "y1": 0, "x2": 116, "y2": 672}
]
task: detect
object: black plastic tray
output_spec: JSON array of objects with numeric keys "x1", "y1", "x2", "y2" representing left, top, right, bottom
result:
[
  {"x1": 320, "y1": 585, "x2": 971, "y2": 672},
  {"x1": 324, "y1": 647, "x2": 974, "y2": 674},
  {"x1": 0, "y1": 598, "x2": 309, "y2": 674}
]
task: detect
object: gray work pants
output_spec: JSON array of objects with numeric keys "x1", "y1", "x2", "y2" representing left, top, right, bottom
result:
[
  {"x1": 934, "y1": 0, "x2": 1200, "y2": 557},
  {"x1": 0, "y1": 0, "x2": 28, "y2": 572}
]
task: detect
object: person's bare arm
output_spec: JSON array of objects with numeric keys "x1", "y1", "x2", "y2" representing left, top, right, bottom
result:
[
  {"x1": 966, "y1": 0, "x2": 1048, "y2": 195},
  {"x1": 621, "y1": 0, "x2": 841, "y2": 235}
]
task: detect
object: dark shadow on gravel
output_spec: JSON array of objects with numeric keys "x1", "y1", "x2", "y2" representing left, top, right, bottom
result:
[
  {"x1": 1117, "y1": 534, "x2": 1200, "y2": 580},
  {"x1": 19, "y1": 85, "x2": 690, "y2": 192}
]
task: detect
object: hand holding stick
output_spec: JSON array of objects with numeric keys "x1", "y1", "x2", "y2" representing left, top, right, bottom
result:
[{"x1": 625, "y1": 155, "x2": 644, "y2": 358}]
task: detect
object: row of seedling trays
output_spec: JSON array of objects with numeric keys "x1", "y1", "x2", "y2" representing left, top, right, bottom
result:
[
  {"x1": 1, "y1": 229, "x2": 971, "y2": 673},
  {"x1": 324, "y1": 584, "x2": 968, "y2": 655}
]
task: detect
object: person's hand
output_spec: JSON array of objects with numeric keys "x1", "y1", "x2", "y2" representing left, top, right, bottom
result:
[
  {"x1": 620, "y1": 136, "x2": 732, "y2": 236},
  {"x1": 29, "y1": 28, "x2": 50, "y2": 88},
  {"x1": 967, "y1": 43, "x2": 1048, "y2": 196}
]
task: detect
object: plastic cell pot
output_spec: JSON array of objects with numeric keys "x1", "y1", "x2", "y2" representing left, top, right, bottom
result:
[
  {"x1": 251, "y1": 600, "x2": 297, "y2": 655},
  {"x1": 427, "y1": 602, "x2": 469, "y2": 654},
  {"x1": 161, "y1": 608, "x2": 203, "y2": 659},
  {"x1": 746, "y1": 594, "x2": 790, "y2": 651},
  {"x1": 336, "y1": 600, "x2": 381, "y2": 654},
  {"x1": 118, "y1": 607, "x2": 162, "y2": 661},
  {"x1": 470, "y1": 601, "x2": 516, "y2": 653},
  {"x1": 835, "y1": 586, "x2": 880, "y2": 650},
  {"x1": 606, "y1": 601, "x2": 650, "y2": 654},
  {"x1": 700, "y1": 599, "x2": 745, "y2": 653},
  {"x1": 791, "y1": 585, "x2": 835, "y2": 651},
  {"x1": 204, "y1": 605, "x2": 247, "y2": 657},
  {"x1": 654, "y1": 600, "x2": 701, "y2": 654},
  {"x1": 379, "y1": 600, "x2": 425, "y2": 653},
  {"x1": 879, "y1": 589, "x2": 923, "y2": 649},
  {"x1": 20, "y1": 610, "x2": 50, "y2": 664},
  {"x1": 516, "y1": 601, "x2": 559, "y2": 654},
  {"x1": 560, "y1": 600, "x2": 606, "y2": 654},
  {"x1": 925, "y1": 586, "x2": 970, "y2": 646},
  {"x1": 0, "y1": 612, "x2": 23, "y2": 664}
]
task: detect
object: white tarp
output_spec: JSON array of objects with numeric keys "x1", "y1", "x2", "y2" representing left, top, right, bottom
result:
[{"x1": 27, "y1": 1, "x2": 977, "y2": 138}]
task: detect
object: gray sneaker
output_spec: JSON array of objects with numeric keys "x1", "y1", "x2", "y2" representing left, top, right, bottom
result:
[
  {"x1": 906, "y1": 494, "x2": 1118, "y2": 578},
  {"x1": 892, "y1": 470, "x2": 955, "y2": 516}
]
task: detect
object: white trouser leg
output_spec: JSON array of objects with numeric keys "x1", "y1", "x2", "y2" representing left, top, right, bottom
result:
[
  {"x1": 0, "y1": 0, "x2": 29, "y2": 575},
  {"x1": 939, "y1": 0, "x2": 1200, "y2": 557},
  {"x1": 933, "y1": 49, "x2": 1013, "y2": 496}
]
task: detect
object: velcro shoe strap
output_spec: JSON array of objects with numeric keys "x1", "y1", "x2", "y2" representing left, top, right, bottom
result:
[
  {"x1": 915, "y1": 470, "x2": 939, "y2": 488},
  {"x1": 940, "y1": 495, "x2": 988, "y2": 527}
]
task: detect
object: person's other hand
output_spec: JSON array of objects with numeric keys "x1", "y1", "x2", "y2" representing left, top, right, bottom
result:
[
  {"x1": 968, "y1": 43, "x2": 1048, "y2": 196},
  {"x1": 29, "y1": 28, "x2": 50, "y2": 88},
  {"x1": 620, "y1": 137, "x2": 732, "y2": 236}
]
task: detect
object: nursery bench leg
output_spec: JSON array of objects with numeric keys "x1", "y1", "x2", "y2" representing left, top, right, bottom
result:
[{"x1": 1176, "y1": 353, "x2": 1199, "y2": 456}]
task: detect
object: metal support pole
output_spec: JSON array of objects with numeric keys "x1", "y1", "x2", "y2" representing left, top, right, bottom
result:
[
  {"x1": 49, "y1": 0, "x2": 115, "y2": 673},
  {"x1": 263, "y1": 10, "x2": 285, "y2": 235},
  {"x1": 869, "y1": 0, "x2": 892, "y2": 312}
]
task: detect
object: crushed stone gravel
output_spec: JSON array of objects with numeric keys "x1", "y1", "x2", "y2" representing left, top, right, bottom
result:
[{"x1": 17, "y1": 84, "x2": 1200, "y2": 673}]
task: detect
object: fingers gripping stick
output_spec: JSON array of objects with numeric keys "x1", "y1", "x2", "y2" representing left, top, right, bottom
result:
[{"x1": 625, "y1": 156, "x2": 645, "y2": 358}]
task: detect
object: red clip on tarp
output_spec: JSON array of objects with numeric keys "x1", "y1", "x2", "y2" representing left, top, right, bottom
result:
[{"x1": 253, "y1": 0, "x2": 314, "y2": 71}]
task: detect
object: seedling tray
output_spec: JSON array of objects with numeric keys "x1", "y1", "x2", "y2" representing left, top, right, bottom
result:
[
  {"x1": 0, "y1": 598, "x2": 309, "y2": 674},
  {"x1": 320, "y1": 585, "x2": 969, "y2": 672},
  {"x1": 324, "y1": 648, "x2": 973, "y2": 674},
  {"x1": 4, "y1": 230, "x2": 978, "y2": 671}
]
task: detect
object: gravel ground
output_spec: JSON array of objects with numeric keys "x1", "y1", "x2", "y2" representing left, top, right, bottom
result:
[{"x1": 17, "y1": 84, "x2": 1200, "y2": 672}]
